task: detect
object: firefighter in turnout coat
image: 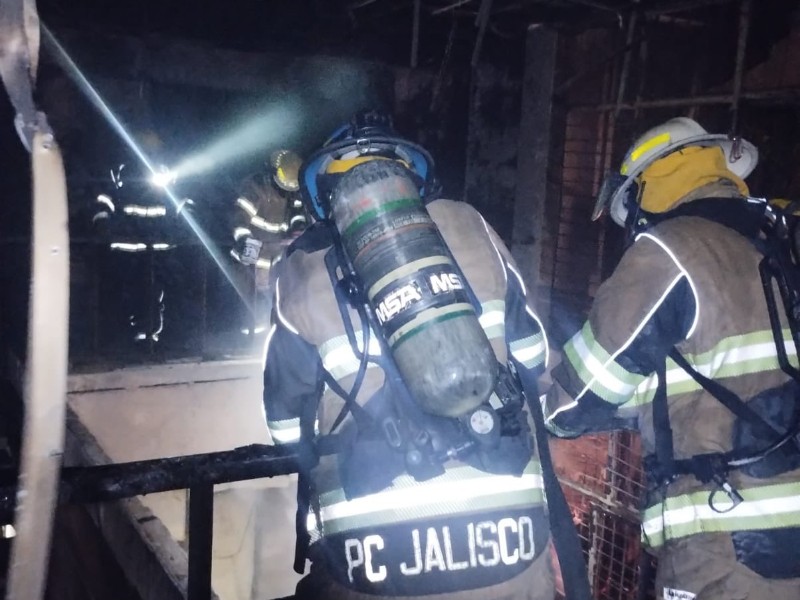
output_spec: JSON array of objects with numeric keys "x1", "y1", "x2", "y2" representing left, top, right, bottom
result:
[
  {"x1": 230, "y1": 149, "x2": 307, "y2": 289},
  {"x1": 543, "y1": 117, "x2": 800, "y2": 599},
  {"x1": 230, "y1": 149, "x2": 307, "y2": 334},
  {"x1": 263, "y1": 112, "x2": 557, "y2": 599}
]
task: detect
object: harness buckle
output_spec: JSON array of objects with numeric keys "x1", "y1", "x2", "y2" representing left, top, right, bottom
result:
[{"x1": 708, "y1": 473, "x2": 744, "y2": 513}]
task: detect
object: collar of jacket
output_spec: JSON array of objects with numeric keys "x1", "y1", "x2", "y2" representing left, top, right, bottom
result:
[{"x1": 639, "y1": 191, "x2": 766, "y2": 241}]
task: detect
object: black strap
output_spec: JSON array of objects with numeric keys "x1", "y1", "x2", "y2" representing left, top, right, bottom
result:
[
  {"x1": 323, "y1": 246, "x2": 376, "y2": 434},
  {"x1": 293, "y1": 471, "x2": 311, "y2": 574},
  {"x1": 651, "y1": 358, "x2": 675, "y2": 482},
  {"x1": 649, "y1": 347, "x2": 794, "y2": 486},
  {"x1": 293, "y1": 392, "x2": 322, "y2": 574},
  {"x1": 668, "y1": 349, "x2": 785, "y2": 441},
  {"x1": 635, "y1": 549, "x2": 655, "y2": 600},
  {"x1": 760, "y1": 247, "x2": 800, "y2": 382},
  {"x1": 524, "y1": 380, "x2": 592, "y2": 600}
]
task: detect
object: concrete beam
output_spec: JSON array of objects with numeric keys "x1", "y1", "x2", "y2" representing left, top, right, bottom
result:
[{"x1": 511, "y1": 26, "x2": 559, "y2": 314}]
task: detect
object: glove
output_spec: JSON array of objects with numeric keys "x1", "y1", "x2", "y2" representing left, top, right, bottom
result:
[{"x1": 236, "y1": 237, "x2": 263, "y2": 266}]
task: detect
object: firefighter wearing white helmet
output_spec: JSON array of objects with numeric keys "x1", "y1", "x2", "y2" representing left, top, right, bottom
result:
[
  {"x1": 593, "y1": 116, "x2": 759, "y2": 228},
  {"x1": 543, "y1": 116, "x2": 800, "y2": 599}
]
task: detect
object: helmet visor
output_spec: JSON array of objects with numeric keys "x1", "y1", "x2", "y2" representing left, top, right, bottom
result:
[{"x1": 592, "y1": 172, "x2": 627, "y2": 221}]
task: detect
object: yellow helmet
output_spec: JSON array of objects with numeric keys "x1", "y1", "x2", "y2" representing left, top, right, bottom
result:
[{"x1": 270, "y1": 149, "x2": 302, "y2": 192}]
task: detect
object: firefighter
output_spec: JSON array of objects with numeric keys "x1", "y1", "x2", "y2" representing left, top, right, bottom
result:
[
  {"x1": 91, "y1": 131, "x2": 194, "y2": 348},
  {"x1": 229, "y1": 149, "x2": 306, "y2": 336},
  {"x1": 230, "y1": 150, "x2": 307, "y2": 286},
  {"x1": 543, "y1": 117, "x2": 800, "y2": 599},
  {"x1": 262, "y1": 111, "x2": 560, "y2": 599}
]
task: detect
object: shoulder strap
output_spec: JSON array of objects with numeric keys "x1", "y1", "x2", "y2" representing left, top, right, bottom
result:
[
  {"x1": 651, "y1": 358, "x2": 675, "y2": 481},
  {"x1": 758, "y1": 221, "x2": 800, "y2": 382},
  {"x1": 514, "y1": 359, "x2": 591, "y2": 600},
  {"x1": 294, "y1": 382, "x2": 323, "y2": 574},
  {"x1": 525, "y1": 391, "x2": 592, "y2": 600},
  {"x1": 322, "y1": 245, "x2": 377, "y2": 434}
]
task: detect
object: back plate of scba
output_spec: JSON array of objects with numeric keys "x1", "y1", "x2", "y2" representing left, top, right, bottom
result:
[{"x1": 331, "y1": 159, "x2": 497, "y2": 418}]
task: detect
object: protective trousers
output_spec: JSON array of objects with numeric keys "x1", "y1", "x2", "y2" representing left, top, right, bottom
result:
[
  {"x1": 294, "y1": 541, "x2": 555, "y2": 600},
  {"x1": 654, "y1": 534, "x2": 800, "y2": 600}
]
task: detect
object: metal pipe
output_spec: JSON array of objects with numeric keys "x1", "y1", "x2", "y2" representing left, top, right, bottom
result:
[
  {"x1": 614, "y1": 3, "x2": 639, "y2": 118},
  {"x1": 644, "y1": 0, "x2": 737, "y2": 17},
  {"x1": 633, "y1": 34, "x2": 649, "y2": 120},
  {"x1": 471, "y1": 0, "x2": 492, "y2": 68},
  {"x1": 730, "y1": 0, "x2": 752, "y2": 133},
  {"x1": 411, "y1": 0, "x2": 421, "y2": 68},
  {"x1": 349, "y1": 0, "x2": 382, "y2": 9},
  {"x1": 187, "y1": 484, "x2": 214, "y2": 600},
  {"x1": 687, "y1": 52, "x2": 703, "y2": 120},
  {"x1": 563, "y1": 0, "x2": 621, "y2": 12},
  {"x1": 432, "y1": 0, "x2": 472, "y2": 16},
  {"x1": 432, "y1": 18, "x2": 457, "y2": 111},
  {"x1": 571, "y1": 89, "x2": 800, "y2": 112},
  {"x1": 0, "y1": 443, "x2": 302, "y2": 515}
]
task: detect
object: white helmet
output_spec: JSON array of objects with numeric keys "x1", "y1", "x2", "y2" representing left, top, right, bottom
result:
[{"x1": 593, "y1": 117, "x2": 759, "y2": 226}]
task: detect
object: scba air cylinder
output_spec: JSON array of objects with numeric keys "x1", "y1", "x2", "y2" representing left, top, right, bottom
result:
[{"x1": 330, "y1": 159, "x2": 497, "y2": 417}]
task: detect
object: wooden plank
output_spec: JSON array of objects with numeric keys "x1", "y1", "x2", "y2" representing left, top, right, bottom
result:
[{"x1": 8, "y1": 131, "x2": 70, "y2": 600}]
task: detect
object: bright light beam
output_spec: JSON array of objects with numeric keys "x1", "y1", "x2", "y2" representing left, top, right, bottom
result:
[
  {"x1": 171, "y1": 106, "x2": 301, "y2": 179},
  {"x1": 41, "y1": 25, "x2": 255, "y2": 313},
  {"x1": 150, "y1": 166, "x2": 177, "y2": 189}
]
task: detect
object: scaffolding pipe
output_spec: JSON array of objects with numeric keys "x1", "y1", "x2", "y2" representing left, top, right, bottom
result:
[
  {"x1": 571, "y1": 89, "x2": 800, "y2": 112},
  {"x1": 411, "y1": 0, "x2": 421, "y2": 67},
  {"x1": 432, "y1": 0, "x2": 473, "y2": 16},
  {"x1": 633, "y1": 33, "x2": 649, "y2": 119},
  {"x1": 644, "y1": 0, "x2": 737, "y2": 17},
  {"x1": 349, "y1": 0, "x2": 382, "y2": 9},
  {"x1": 614, "y1": 2, "x2": 639, "y2": 118},
  {"x1": 432, "y1": 18, "x2": 457, "y2": 111},
  {"x1": 471, "y1": 0, "x2": 492, "y2": 67},
  {"x1": 730, "y1": 0, "x2": 752, "y2": 134},
  {"x1": 563, "y1": 0, "x2": 621, "y2": 13}
]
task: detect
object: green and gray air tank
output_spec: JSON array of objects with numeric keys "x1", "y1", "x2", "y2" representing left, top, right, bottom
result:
[{"x1": 330, "y1": 159, "x2": 497, "y2": 418}]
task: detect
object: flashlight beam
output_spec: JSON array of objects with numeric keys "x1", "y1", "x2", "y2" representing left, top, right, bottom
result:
[
  {"x1": 171, "y1": 108, "x2": 300, "y2": 180},
  {"x1": 41, "y1": 25, "x2": 256, "y2": 314}
]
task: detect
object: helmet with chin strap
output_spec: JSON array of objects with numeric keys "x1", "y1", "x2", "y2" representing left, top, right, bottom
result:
[
  {"x1": 593, "y1": 117, "x2": 759, "y2": 227},
  {"x1": 300, "y1": 110, "x2": 436, "y2": 222},
  {"x1": 269, "y1": 149, "x2": 302, "y2": 193}
]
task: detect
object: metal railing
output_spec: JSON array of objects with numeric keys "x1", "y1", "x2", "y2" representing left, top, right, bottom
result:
[{"x1": 0, "y1": 443, "x2": 302, "y2": 600}]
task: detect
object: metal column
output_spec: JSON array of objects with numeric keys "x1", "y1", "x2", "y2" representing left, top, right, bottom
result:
[{"x1": 188, "y1": 484, "x2": 215, "y2": 600}]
